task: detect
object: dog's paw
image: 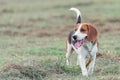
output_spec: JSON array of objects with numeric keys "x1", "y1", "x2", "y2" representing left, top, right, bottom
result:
[
  {"x1": 82, "y1": 70, "x2": 88, "y2": 77},
  {"x1": 66, "y1": 61, "x2": 71, "y2": 66}
]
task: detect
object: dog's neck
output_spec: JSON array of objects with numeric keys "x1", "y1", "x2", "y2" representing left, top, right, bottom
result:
[{"x1": 83, "y1": 39, "x2": 96, "y2": 53}]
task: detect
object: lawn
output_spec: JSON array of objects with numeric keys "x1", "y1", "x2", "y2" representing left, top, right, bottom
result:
[{"x1": 0, "y1": 0, "x2": 120, "y2": 80}]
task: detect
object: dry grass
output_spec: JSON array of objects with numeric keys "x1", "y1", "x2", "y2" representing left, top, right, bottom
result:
[{"x1": 0, "y1": 0, "x2": 120, "y2": 80}]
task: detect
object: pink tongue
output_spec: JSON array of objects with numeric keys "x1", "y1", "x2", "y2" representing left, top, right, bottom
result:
[{"x1": 74, "y1": 39, "x2": 85, "y2": 49}]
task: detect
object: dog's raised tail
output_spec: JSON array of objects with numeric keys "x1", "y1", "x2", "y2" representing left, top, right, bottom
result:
[{"x1": 70, "y1": 7, "x2": 81, "y2": 23}]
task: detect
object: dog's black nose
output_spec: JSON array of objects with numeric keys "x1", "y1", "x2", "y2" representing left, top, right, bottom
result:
[{"x1": 73, "y1": 35, "x2": 77, "y2": 40}]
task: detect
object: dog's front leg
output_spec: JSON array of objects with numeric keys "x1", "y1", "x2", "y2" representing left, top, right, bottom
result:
[
  {"x1": 66, "y1": 52, "x2": 71, "y2": 66},
  {"x1": 78, "y1": 54, "x2": 88, "y2": 76},
  {"x1": 66, "y1": 44, "x2": 73, "y2": 66},
  {"x1": 88, "y1": 53, "x2": 96, "y2": 75}
]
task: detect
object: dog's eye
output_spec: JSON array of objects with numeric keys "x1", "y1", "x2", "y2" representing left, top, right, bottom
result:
[{"x1": 80, "y1": 29, "x2": 86, "y2": 32}]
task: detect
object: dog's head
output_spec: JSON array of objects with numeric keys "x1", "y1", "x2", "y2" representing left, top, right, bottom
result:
[
  {"x1": 73, "y1": 23, "x2": 98, "y2": 42},
  {"x1": 70, "y1": 8, "x2": 98, "y2": 43}
]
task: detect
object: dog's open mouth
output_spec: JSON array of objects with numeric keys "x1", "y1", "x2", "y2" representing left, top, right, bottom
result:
[{"x1": 74, "y1": 38, "x2": 86, "y2": 49}]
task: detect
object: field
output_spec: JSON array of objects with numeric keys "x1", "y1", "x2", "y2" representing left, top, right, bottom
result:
[{"x1": 0, "y1": 0, "x2": 120, "y2": 80}]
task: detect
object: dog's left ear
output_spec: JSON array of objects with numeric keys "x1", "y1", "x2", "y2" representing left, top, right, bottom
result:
[{"x1": 87, "y1": 24, "x2": 98, "y2": 42}]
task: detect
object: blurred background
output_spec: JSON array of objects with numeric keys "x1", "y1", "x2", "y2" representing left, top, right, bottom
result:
[{"x1": 0, "y1": 0, "x2": 120, "y2": 80}]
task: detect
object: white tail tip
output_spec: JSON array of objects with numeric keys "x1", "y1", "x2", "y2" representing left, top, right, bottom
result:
[
  {"x1": 69, "y1": 7, "x2": 81, "y2": 18},
  {"x1": 69, "y1": 7, "x2": 81, "y2": 23}
]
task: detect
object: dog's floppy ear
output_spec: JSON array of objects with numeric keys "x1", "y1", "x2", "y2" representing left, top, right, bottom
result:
[{"x1": 87, "y1": 24, "x2": 98, "y2": 42}]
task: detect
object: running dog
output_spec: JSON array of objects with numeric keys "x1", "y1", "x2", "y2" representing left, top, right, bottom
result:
[{"x1": 66, "y1": 8, "x2": 98, "y2": 76}]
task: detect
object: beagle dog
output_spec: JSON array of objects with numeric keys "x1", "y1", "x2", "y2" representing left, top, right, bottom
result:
[{"x1": 66, "y1": 8, "x2": 98, "y2": 76}]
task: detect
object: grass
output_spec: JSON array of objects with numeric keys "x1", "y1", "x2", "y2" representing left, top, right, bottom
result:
[
  {"x1": 1, "y1": 57, "x2": 119, "y2": 80},
  {"x1": 0, "y1": 0, "x2": 120, "y2": 80}
]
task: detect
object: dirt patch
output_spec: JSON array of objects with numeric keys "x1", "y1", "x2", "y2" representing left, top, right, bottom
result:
[
  {"x1": 107, "y1": 18, "x2": 120, "y2": 23},
  {"x1": 0, "y1": 23, "x2": 119, "y2": 38},
  {"x1": 0, "y1": 29, "x2": 27, "y2": 36},
  {"x1": 0, "y1": 54, "x2": 119, "y2": 79},
  {"x1": 99, "y1": 26, "x2": 112, "y2": 33},
  {"x1": 0, "y1": 25, "x2": 74, "y2": 37},
  {"x1": 0, "y1": 64, "x2": 47, "y2": 79},
  {"x1": 0, "y1": 9, "x2": 14, "y2": 13},
  {"x1": 25, "y1": 25, "x2": 74, "y2": 37},
  {"x1": 97, "y1": 53, "x2": 120, "y2": 63},
  {"x1": 0, "y1": 60, "x2": 67, "y2": 79}
]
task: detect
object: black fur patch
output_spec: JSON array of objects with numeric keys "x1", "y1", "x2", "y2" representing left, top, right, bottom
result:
[
  {"x1": 68, "y1": 30, "x2": 74, "y2": 44},
  {"x1": 76, "y1": 15, "x2": 81, "y2": 23}
]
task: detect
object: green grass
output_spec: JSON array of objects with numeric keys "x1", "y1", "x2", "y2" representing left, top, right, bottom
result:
[{"x1": 0, "y1": 0, "x2": 120, "y2": 80}]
